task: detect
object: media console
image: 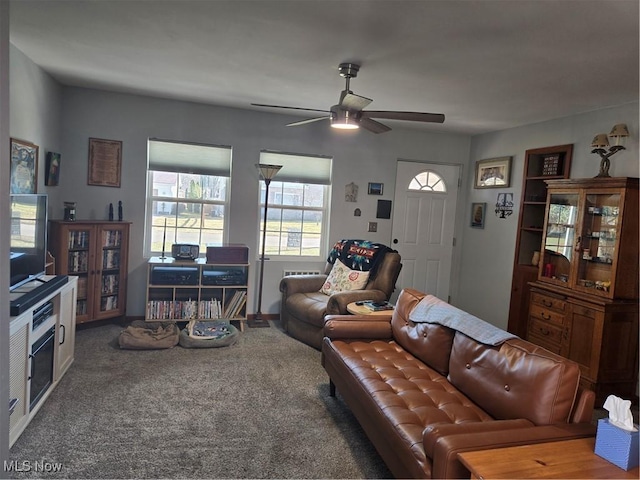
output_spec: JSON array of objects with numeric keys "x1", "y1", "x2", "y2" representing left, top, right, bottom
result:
[
  {"x1": 9, "y1": 275, "x2": 69, "y2": 316},
  {"x1": 9, "y1": 276, "x2": 77, "y2": 447},
  {"x1": 146, "y1": 257, "x2": 250, "y2": 331}
]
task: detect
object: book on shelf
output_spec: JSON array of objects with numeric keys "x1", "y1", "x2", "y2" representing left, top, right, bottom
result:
[{"x1": 224, "y1": 290, "x2": 246, "y2": 318}]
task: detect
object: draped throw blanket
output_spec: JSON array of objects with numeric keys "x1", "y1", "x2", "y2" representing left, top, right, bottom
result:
[
  {"x1": 327, "y1": 239, "x2": 392, "y2": 277},
  {"x1": 409, "y1": 294, "x2": 517, "y2": 346}
]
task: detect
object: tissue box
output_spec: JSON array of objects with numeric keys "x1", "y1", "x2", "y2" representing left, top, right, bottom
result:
[{"x1": 594, "y1": 418, "x2": 639, "y2": 470}]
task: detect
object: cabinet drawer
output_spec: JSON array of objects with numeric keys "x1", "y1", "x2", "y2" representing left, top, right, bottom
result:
[
  {"x1": 529, "y1": 304, "x2": 566, "y2": 326},
  {"x1": 528, "y1": 318, "x2": 563, "y2": 351},
  {"x1": 531, "y1": 292, "x2": 566, "y2": 313}
]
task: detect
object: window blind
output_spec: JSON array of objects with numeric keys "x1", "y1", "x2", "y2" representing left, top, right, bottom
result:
[
  {"x1": 259, "y1": 151, "x2": 332, "y2": 185},
  {"x1": 148, "y1": 139, "x2": 232, "y2": 176}
]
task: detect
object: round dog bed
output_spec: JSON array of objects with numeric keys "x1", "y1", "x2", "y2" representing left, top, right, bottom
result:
[{"x1": 179, "y1": 320, "x2": 239, "y2": 348}]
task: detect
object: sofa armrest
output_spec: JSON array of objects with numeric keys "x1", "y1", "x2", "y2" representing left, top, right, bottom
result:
[
  {"x1": 423, "y1": 419, "x2": 534, "y2": 457},
  {"x1": 324, "y1": 317, "x2": 392, "y2": 340},
  {"x1": 279, "y1": 275, "x2": 327, "y2": 296},
  {"x1": 326, "y1": 289, "x2": 387, "y2": 314},
  {"x1": 428, "y1": 422, "x2": 596, "y2": 479}
]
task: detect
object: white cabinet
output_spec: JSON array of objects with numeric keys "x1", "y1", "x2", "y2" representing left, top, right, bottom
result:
[{"x1": 8, "y1": 276, "x2": 77, "y2": 447}]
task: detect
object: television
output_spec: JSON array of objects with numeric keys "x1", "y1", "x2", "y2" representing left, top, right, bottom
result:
[{"x1": 10, "y1": 194, "x2": 48, "y2": 291}]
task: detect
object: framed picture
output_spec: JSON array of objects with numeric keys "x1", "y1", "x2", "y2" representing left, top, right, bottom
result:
[
  {"x1": 471, "y1": 202, "x2": 486, "y2": 229},
  {"x1": 45, "y1": 152, "x2": 61, "y2": 186},
  {"x1": 88, "y1": 138, "x2": 122, "y2": 187},
  {"x1": 474, "y1": 156, "x2": 512, "y2": 189},
  {"x1": 10, "y1": 138, "x2": 39, "y2": 194},
  {"x1": 368, "y1": 182, "x2": 383, "y2": 195}
]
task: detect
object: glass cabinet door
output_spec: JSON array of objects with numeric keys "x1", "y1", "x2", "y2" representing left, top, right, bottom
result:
[
  {"x1": 575, "y1": 192, "x2": 620, "y2": 297},
  {"x1": 66, "y1": 226, "x2": 92, "y2": 318},
  {"x1": 540, "y1": 192, "x2": 579, "y2": 285},
  {"x1": 99, "y1": 228, "x2": 123, "y2": 314}
]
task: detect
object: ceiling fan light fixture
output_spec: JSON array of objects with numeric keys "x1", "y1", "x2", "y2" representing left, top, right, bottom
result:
[{"x1": 330, "y1": 109, "x2": 359, "y2": 130}]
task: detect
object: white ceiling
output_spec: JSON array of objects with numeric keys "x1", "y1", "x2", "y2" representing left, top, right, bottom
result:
[{"x1": 9, "y1": 0, "x2": 639, "y2": 136}]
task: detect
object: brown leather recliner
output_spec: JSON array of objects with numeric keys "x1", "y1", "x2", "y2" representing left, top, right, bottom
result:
[{"x1": 279, "y1": 251, "x2": 401, "y2": 349}]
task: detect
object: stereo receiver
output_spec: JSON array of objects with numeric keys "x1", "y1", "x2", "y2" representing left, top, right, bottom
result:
[
  {"x1": 151, "y1": 266, "x2": 199, "y2": 285},
  {"x1": 202, "y1": 269, "x2": 247, "y2": 286}
]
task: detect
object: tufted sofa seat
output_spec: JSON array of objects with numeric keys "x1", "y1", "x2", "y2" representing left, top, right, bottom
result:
[{"x1": 321, "y1": 288, "x2": 596, "y2": 479}]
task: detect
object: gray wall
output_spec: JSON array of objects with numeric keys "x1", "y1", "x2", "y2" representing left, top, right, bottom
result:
[
  {"x1": 458, "y1": 102, "x2": 640, "y2": 329},
  {"x1": 57, "y1": 86, "x2": 470, "y2": 317}
]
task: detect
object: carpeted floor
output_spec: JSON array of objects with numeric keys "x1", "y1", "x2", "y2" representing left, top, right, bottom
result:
[{"x1": 8, "y1": 321, "x2": 391, "y2": 479}]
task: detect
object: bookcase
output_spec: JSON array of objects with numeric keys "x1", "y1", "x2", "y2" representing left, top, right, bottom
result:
[
  {"x1": 49, "y1": 221, "x2": 130, "y2": 324},
  {"x1": 507, "y1": 144, "x2": 572, "y2": 339},
  {"x1": 146, "y1": 257, "x2": 249, "y2": 332}
]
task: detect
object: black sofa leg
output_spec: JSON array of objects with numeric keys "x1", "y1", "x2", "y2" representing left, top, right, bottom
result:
[{"x1": 329, "y1": 379, "x2": 336, "y2": 397}]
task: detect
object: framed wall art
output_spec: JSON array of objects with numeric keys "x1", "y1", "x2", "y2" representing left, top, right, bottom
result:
[
  {"x1": 471, "y1": 202, "x2": 486, "y2": 229},
  {"x1": 88, "y1": 137, "x2": 122, "y2": 187},
  {"x1": 10, "y1": 138, "x2": 39, "y2": 194},
  {"x1": 45, "y1": 151, "x2": 61, "y2": 186},
  {"x1": 368, "y1": 182, "x2": 383, "y2": 195},
  {"x1": 474, "y1": 156, "x2": 512, "y2": 189}
]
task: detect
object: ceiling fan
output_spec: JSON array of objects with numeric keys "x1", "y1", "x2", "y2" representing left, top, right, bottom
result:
[{"x1": 252, "y1": 63, "x2": 445, "y2": 134}]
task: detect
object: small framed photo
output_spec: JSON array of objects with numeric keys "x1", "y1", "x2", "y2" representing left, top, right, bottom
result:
[
  {"x1": 45, "y1": 152, "x2": 61, "y2": 186},
  {"x1": 10, "y1": 138, "x2": 39, "y2": 194},
  {"x1": 471, "y1": 202, "x2": 486, "y2": 229},
  {"x1": 474, "y1": 156, "x2": 512, "y2": 189},
  {"x1": 368, "y1": 182, "x2": 383, "y2": 195}
]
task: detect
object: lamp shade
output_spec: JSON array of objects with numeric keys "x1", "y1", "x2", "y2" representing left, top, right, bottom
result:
[
  {"x1": 257, "y1": 163, "x2": 282, "y2": 181},
  {"x1": 609, "y1": 123, "x2": 629, "y2": 138},
  {"x1": 591, "y1": 134, "x2": 610, "y2": 148},
  {"x1": 330, "y1": 109, "x2": 359, "y2": 129}
]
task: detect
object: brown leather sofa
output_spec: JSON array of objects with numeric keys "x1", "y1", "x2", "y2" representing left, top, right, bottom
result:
[
  {"x1": 322, "y1": 288, "x2": 596, "y2": 479},
  {"x1": 279, "y1": 250, "x2": 401, "y2": 349}
]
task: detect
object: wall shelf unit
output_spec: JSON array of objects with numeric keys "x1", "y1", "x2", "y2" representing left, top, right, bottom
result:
[{"x1": 507, "y1": 144, "x2": 572, "y2": 339}]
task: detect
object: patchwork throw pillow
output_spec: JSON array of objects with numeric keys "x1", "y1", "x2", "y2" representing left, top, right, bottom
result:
[{"x1": 320, "y1": 259, "x2": 370, "y2": 295}]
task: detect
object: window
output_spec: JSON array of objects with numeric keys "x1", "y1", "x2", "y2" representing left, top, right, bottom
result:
[
  {"x1": 145, "y1": 139, "x2": 231, "y2": 256},
  {"x1": 408, "y1": 170, "x2": 446, "y2": 192},
  {"x1": 258, "y1": 151, "x2": 332, "y2": 258}
]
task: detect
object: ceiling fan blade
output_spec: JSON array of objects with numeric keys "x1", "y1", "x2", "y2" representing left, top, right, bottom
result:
[
  {"x1": 340, "y1": 92, "x2": 372, "y2": 111},
  {"x1": 359, "y1": 117, "x2": 392, "y2": 134},
  {"x1": 251, "y1": 103, "x2": 330, "y2": 114},
  {"x1": 362, "y1": 111, "x2": 445, "y2": 124},
  {"x1": 287, "y1": 116, "x2": 330, "y2": 127}
]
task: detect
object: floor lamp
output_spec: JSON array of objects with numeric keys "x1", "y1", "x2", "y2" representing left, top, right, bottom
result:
[{"x1": 249, "y1": 163, "x2": 282, "y2": 328}]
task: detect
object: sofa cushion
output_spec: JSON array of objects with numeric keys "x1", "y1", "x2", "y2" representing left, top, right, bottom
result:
[
  {"x1": 391, "y1": 289, "x2": 455, "y2": 376},
  {"x1": 448, "y1": 334, "x2": 580, "y2": 425},
  {"x1": 324, "y1": 338, "x2": 494, "y2": 476}
]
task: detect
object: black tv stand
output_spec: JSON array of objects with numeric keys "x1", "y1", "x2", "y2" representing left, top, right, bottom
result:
[{"x1": 10, "y1": 275, "x2": 69, "y2": 316}]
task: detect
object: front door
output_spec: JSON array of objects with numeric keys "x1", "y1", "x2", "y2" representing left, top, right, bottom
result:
[{"x1": 391, "y1": 161, "x2": 460, "y2": 301}]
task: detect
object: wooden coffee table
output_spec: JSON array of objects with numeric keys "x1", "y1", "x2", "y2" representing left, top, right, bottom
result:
[
  {"x1": 346, "y1": 302, "x2": 394, "y2": 316},
  {"x1": 458, "y1": 437, "x2": 639, "y2": 479}
]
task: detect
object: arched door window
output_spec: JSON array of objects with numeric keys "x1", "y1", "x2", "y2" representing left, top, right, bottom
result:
[{"x1": 408, "y1": 170, "x2": 447, "y2": 192}]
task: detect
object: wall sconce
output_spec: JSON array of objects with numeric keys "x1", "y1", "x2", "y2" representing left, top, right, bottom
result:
[
  {"x1": 591, "y1": 123, "x2": 629, "y2": 177},
  {"x1": 495, "y1": 193, "x2": 514, "y2": 219}
]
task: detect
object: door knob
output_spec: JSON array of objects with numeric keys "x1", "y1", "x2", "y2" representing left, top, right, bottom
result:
[{"x1": 393, "y1": 239, "x2": 398, "y2": 244}]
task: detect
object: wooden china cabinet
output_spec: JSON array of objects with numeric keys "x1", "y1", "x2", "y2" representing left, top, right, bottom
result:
[{"x1": 527, "y1": 177, "x2": 638, "y2": 404}]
